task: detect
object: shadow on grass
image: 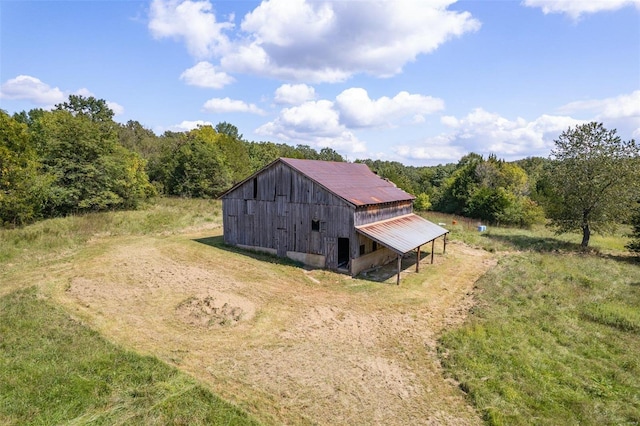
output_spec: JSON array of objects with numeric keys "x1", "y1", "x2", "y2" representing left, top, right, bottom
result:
[
  {"x1": 356, "y1": 251, "x2": 431, "y2": 284},
  {"x1": 483, "y1": 233, "x2": 582, "y2": 253},
  {"x1": 193, "y1": 236, "x2": 304, "y2": 268},
  {"x1": 193, "y1": 236, "x2": 432, "y2": 285},
  {"x1": 483, "y1": 233, "x2": 640, "y2": 266},
  {"x1": 601, "y1": 253, "x2": 640, "y2": 266}
]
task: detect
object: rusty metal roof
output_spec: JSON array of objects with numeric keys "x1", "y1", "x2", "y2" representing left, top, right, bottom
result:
[
  {"x1": 356, "y1": 214, "x2": 449, "y2": 255},
  {"x1": 281, "y1": 158, "x2": 414, "y2": 206}
]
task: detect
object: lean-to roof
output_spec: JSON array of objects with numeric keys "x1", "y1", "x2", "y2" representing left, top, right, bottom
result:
[{"x1": 356, "y1": 214, "x2": 449, "y2": 255}]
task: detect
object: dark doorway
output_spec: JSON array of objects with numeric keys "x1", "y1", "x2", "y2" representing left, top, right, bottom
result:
[{"x1": 338, "y1": 238, "x2": 350, "y2": 268}]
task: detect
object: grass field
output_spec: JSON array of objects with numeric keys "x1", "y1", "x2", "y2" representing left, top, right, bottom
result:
[
  {"x1": 432, "y1": 216, "x2": 640, "y2": 425},
  {"x1": 0, "y1": 287, "x2": 260, "y2": 426},
  {"x1": 1, "y1": 198, "x2": 638, "y2": 424},
  {"x1": 0, "y1": 199, "x2": 258, "y2": 425}
]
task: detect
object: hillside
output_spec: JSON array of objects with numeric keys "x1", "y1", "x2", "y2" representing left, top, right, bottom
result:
[
  {"x1": 2, "y1": 199, "x2": 638, "y2": 425},
  {"x1": 1, "y1": 198, "x2": 493, "y2": 424}
]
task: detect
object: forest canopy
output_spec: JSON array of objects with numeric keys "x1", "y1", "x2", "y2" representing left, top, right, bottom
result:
[{"x1": 2, "y1": 95, "x2": 638, "y2": 250}]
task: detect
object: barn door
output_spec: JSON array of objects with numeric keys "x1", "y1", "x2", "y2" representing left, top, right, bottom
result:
[
  {"x1": 338, "y1": 238, "x2": 350, "y2": 268},
  {"x1": 325, "y1": 237, "x2": 337, "y2": 269}
]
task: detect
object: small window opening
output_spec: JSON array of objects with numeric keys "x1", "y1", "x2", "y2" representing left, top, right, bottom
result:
[
  {"x1": 372, "y1": 241, "x2": 378, "y2": 251},
  {"x1": 253, "y1": 178, "x2": 258, "y2": 198},
  {"x1": 359, "y1": 244, "x2": 365, "y2": 255},
  {"x1": 311, "y1": 220, "x2": 320, "y2": 232}
]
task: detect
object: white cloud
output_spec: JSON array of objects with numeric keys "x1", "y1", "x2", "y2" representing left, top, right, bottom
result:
[
  {"x1": 394, "y1": 135, "x2": 466, "y2": 163},
  {"x1": 106, "y1": 101, "x2": 125, "y2": 116},
  {"x1": 558, "y1": 90, "x2": 640, "y2": 137},
  {"x1": 1, "y1": 75, "x2": 124, "y2": 116},
  {"x1": 256, "y1": 100, "x2": 366, "y2": 153},
  {"x1": 274, "y1": 83, "x2": 316, "y2": 105},
  {"x1": 202, "y1": 97, "x2": 265, "y2": 114},
  {"x1": 336, "y1": 88, "x2": 444, "y2": 128},
  {"x1": 166, "y1": 119, "x2": 214, "y2": 132},
  {"x1": 149, "y1": 0, "x2": 480, "y2": 83},
  {"x1": 523, "y1": 0, "x2": 640, "y2": 19},
  {"x1": 73, "y1": 87, "x2": 94, "y2": 98},
  {"x1": 410, "y1": 92, "x2": 640, "y2": 164},
  {"x1": 148, "y1": 0, "x2": 233, "y2": 59},
  {"x1": 395, "y1": 108, "x2": 584, "y2": 164},
  {"x1": 242, "y1": 0, "x2": 335, "y2": 47},
  {"x1": 558, "y1": 90, "x2": 640, "y2": 120},
  {"x1": 0, "y1": 75, "x2": 65, "y2": 105},
  {"x1": 442, "y1": 108, "x2": 583, "y2": 156},
  {"x1": 234, "y1": 0, "x2": 480, "y2": 81},
  {"x1": 180, "y1": 61, "x2": 235, "y2": 88},
  {"x1": 256, "y1": 87, "x2": 445, "y2": 156}
]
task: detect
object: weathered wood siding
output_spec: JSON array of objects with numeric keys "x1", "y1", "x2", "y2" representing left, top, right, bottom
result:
[
  {"x1": 222, "y1": 160, "x2": 415, "y2": 274},
  {"x1": 223, "y1": 162, "x2": 353, "y2": 260},
  {"x1": 354, "y1": 201, "x2": 413, "y2": 226}
]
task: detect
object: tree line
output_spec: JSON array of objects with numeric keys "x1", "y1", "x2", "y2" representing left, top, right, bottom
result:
[{"x1": 2, "y1": 95, "x2": 639, "y2": 251}]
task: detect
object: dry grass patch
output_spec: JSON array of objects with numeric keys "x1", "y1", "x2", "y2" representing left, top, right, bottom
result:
[{"x1": 43, "y1": 229, "x2": 493, "y2": 425}]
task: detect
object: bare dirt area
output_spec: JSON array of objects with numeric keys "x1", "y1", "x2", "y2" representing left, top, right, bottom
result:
[{"x1": 53, "y1": 230, "x2": 495, "y2": 425}]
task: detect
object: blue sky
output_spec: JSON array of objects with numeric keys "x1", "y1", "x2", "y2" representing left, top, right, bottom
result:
[{"x1": 1, "y1": 0, "x2": 639, "y2": 165}]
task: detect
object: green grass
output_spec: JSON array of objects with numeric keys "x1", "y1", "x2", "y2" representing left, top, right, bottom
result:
[
  {"x1": 422, "y1": 211, "x2": 632, "y2": 254},
  {"x1": 438, "y1": 251, "x2": 640, "y2": 425},
  {"x1": 4, "y1": 200, "x2": 639, "y2": 425},
  {"x1": 0, "y1": 287, "x2": 260, "y2": 425},
  {"x1": 0, "y1": 197, "x2": 222, "y2": 264}
]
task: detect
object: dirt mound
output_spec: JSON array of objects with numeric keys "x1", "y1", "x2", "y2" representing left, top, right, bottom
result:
[{"x1": 176, "y1": 295, "x2": 245, "y2": 327}]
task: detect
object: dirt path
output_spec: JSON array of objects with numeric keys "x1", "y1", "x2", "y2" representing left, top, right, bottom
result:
[{"x1": 53, "y1": 230, "x2": 495, "y2": 425}]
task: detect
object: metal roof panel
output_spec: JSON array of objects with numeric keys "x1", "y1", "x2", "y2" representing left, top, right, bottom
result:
[
  {"x1": 281, "y1": 158, "x2": 414, "y2": 206},
  {"x1": 356, "y1": 214, "x2": 449, "y2": 255}
]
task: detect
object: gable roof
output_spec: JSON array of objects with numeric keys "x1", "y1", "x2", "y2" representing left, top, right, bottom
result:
[{"x1": 280, "y1": 158, "x2": 414, "y2": 207}]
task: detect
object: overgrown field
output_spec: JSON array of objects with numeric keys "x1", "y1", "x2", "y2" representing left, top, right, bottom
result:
[
  {"x1": 1, "y1": 199, "x2": 638, "y2": 425},
  {"x1": 0, "y1": 199, "x2": 259, "y2": 425},
  {"x1": 434, "y1": 217, "x2": 640, "y2": 425},
  {"x1": 0, "y1": 287, "x2": 259, "y2": 425}
]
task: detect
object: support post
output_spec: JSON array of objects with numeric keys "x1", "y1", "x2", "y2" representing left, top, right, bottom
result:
[
  {"x1": 443, "y1": 233, "x2": 447, "y2": 254},
  {"x1": 431, "y1": 239, "x2": 435, "y2": 264},
  {"x1": 416, "y1": 245, "x2": 421, "y2": 272},
  {"x1": 397, "y1": 255, "x2": 402, "y2": 285}
]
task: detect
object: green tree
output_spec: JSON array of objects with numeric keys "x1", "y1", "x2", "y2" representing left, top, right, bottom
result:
[
  {"x1": 413, "y1": 193, "x2": 431, "y2": 211},
  {"x1": 318, "y1": 147, "x2": 344, "y2": 162},
  {"x1": 434, "y1": 153, "x2": 544, "y2": 227},
  {"x1": 55, "y1": 94, "x2": 114, "y2": 123},
  {"x1": 215, "y1": 121, "x2": 243, "y2": 141},
  {"x1": 36, "y1": 105, "x2": 154, "y2": 215},
  {"x1": 245, "y1": 141, "x2": 282, "y2": 172},
  {"x1": 117, "y1": 120, "x2": 159, "y2": 159},
  {"x1": 547, "y1": 122, "x2": 640, "y2": 247},
  {"x1": 0, "y1": 111, "x2": 52, "y2": 226},
  {"x1": 189, "y1": 125, "x2": 250, "y2": 184},
  {"x1": 436, "y1": 153, "x2": 483, "y2": 214},
  {"x1": 158, "y1": 129, "x2": 232, "y2": 198},
  {"x1": 626, "y1": 201, "x2": 640, "y2": 255}
]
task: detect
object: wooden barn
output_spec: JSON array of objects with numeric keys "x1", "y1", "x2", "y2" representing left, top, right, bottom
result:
[{"x1": 221, "y1": 158, "x2": 448, "y2": 282}]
